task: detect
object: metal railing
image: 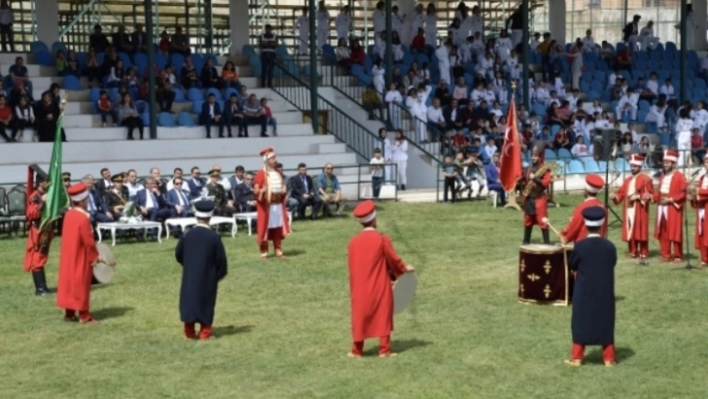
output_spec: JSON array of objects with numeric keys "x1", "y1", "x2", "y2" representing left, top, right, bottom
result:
[
  {"x1": 270, "y1": 58, "x2": 384, "y2": 163},
  {"x1": 280, "y1": 164, "x2": 398, "y2": 202}
]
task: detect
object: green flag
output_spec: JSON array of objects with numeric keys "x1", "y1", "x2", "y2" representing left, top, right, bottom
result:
[{"x1": 39, "y1": 114, "x2": 69, "y2": 231}]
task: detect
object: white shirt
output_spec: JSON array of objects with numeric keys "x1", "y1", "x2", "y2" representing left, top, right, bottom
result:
[
  {"x1": 694, "y1": 109, "x2": 708, "y2": 128},
  {"x1": 640, "y1": 26, "x2": 654, "y2": 37},
  {"x1": 645, "y1": 79, "x2": 659, "y2": 95},
  {"x1": 267, "y1": 170, "x2": 283, "y2": 193},
  {"x1": 295, "y1": 15, "x2": 309, "y2": 33},
  {"x1": 660, "y1": 84, "x2": 675, "y2": 99},
  {"x1": 145, "y1": 190, "x2": 157, "y2": 209},
  {"x1": 660, "y1": 172, "x2": 673, "y2": 195},
  {"x1": 316, "y1": 10, "x2": 330, "y2": 28},
  {"x1": 581, "y1": 36, "x2": 595, "y2": 52},
  {"x1": 619, "y1": 93, "x2": 639, "y2": 108},
  {"x1": 372, "y1": 9, "x2": 385, "y2": 33},
  {"x1": 385, "y1": 90, "x2": 402, "y2": 104},
  {"x1": 427, "y1": 106, "x2": 444, "y2": 123}
]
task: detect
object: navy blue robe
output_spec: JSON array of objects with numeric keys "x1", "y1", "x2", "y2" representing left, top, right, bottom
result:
[
  {"x1": 569, "y1": 235, "x2": 617, "y2": 345},
  {"x1": 175, "y1": 225, "x2": 228, "y2": 325}
]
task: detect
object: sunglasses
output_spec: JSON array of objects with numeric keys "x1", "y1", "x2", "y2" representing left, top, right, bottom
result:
[
  {"x1": 62, "y1": 178, "x2": 70, "y2": 182},
  {"x1": 174, "y1": 183, "x2": 182, "y2": 186}
]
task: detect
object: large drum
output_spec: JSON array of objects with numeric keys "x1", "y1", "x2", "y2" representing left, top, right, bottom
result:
[
  {"x1": 518, "y1": 244, "x2": 574, "y2": 306},
  {"x1": 92, "y1": 243, "x2": 116, "y2": 284}
]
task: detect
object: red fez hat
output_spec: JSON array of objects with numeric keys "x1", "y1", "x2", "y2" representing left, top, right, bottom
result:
[
  {"x1": 629, "y1": 153, "x2": 645, "y2": 167},
  {"x1": 353, "y1": 200, "x2": 377, "y2": 224},
  {"x1": 67, "y1": 182, "x2": 89, "y2": 202},
  {"x1": 664, "y1": 150, "x2": 678, "y2": 163},
  {"x1": 585, "y1": 174, "x2": 604, "y2": 194},
  {"x1": 260, "y1": 147, "x2": 275, "y2": 161}
]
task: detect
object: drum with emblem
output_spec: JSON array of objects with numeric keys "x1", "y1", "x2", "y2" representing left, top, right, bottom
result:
[{"x1": 518, "y1": 244, "x2": 574, "y2": 306}]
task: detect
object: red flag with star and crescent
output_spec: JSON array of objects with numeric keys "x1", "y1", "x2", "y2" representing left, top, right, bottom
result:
[{"x1": 499, "y1": 100, "x2": 522, "y2": 192}]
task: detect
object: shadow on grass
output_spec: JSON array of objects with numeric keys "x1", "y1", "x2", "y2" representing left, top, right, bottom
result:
[
  {"x1": 283, "y1": 249, "x2": 306, "y2": 257},
  {"x1": 213, "y1": 324, "x2": 254, "y2": 337},
  {"x1": 615, "y1": 296, "x2": 626, "y2": 302},
  {"x1": 92, "y1": 306, "x2": 134, "y2": 320},
  {"x1": 363, "y1": 339, "x2": 432, "y2": 356},
  {"x1": 585, "y1": 347, "x2": 635, "y2": 365}
]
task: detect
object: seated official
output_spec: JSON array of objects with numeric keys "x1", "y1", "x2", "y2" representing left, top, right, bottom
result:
[
  {"x1": 186, "y1": 166, "x2": 205, "y2": 200},
  {"x1": 199, "y1": 93, "x2": 224, "y2": 138},
  {"x1": 443, "y1": 99, "x2": 464, "y2": 131},
  {"x1": 104, "y1": 173, "x2": 129, "y2": 219},
  {"x1": 276, "y1": 163, "x2": 300, "y2": 214},
  {"x1": 135, "y1": 177, "x2": 172, "y2": 239},
  {"x1": 290, "y1": 162, "x2": 322, "y2": 220},
  {"x1": 228, "y1": 166, "x2": 246, "y2": 199},
  {"x1": 83, "y1": 174, "x2": 114, "y2": 224},
  {"x1": 166, "y1": 177, "x2": 192, "y2": 237},
  {"x1": 204, "y1": 168, "x2": 237, "y2": 216},
  {"x1": 242, "y1": 94, "x2": 268, "y2": 137},
  {"x1": 223, "y1": 93, "x2": 246, "y2": 137},
  {"x1": 317, "y1": 163, "x2": 345, "y2": 216},
  {"x1": 484, "y1": 152, "x2": 506, "y2": 206},
  {"x1": 233, "y1": 172, "x2": 257, "y2": 212}
]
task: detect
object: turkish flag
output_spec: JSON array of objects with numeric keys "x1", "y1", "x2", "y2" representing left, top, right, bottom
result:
[{"x1": 499, "y1": 101, "x2": 522, "y2": 192}]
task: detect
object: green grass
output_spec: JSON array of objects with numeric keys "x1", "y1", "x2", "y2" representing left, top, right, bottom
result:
[{"x1": 1, "y1": 196, "x2": 707, "y2": 399}]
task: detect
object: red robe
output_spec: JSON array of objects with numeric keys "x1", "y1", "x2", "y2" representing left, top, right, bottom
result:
[
  {"x1": 653, "y1": 171, "x2": 686, "y2": 242},
  {"x1": 347, "y1": 229, "x2": 408, "y2": 342},
  {"x1": 561, "y1": 197, "x2": 608, "y2": 243},
  {"x1": 23, "y1": 191, "x2": 53, "y2": 272},
  {"x1": 253, "y1": 168, "x2": 291, "y2": 244},
  {"x1": 691, "y1": 175, "x2": 708, "y2": 249},
  {"x1": 612, "y1": 173, "x2": 653, "y2": 242},
  {"x1": 522, "y1": 164, "x2": 552, "y2": 228},
  {"x1": 56, "y1": 208, "x2": 99, "y2": 312}
]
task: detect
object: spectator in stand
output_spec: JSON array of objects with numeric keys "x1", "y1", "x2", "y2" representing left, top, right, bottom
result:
[
  {"x1": 55, "y1": 50, "x2": 69, "y2": 76},
  {"x1": 64, "y1": 50, "x2": 81, "y2": 78},
  {"x1": 0, "y1": 0, "x2": 13, "y2": 53},
  {"x1": 317, "y1": 163, "x2": 345, "y2": 217},
  {"x1": 485, "y1": 152, "x2": 506, "y2": 205},
  {"x1": 259, "y1": 24, "x2": 277, "y2": 88},
  {"x1": 385, "y1": 82, "x2": 402, "y2": 130},
  {"x1": 0, "y1": 95, "x2": 15, "y2": 142},
  {"x1": 112, "y1": 25, "x2": 133, "y2": 54},
  {"x1": 89, "y1": 25, "x2": 110, "y2": 53},
  {"x1": 101, "y1": 46, "x2": 118, "y2": 78},
  {"x1": 223, "y1": 93, "x2": 245, "y2": 137},
  {"x1": 362, "y1": 84, "x2": 383, "y2": 120},
  {"x1": 201, "y1": 58, "x2": 222, "y2": 89},
  {"x1": 200, "y1": 93, "x2": 223, "y2": 139},
  {"x1": 34, "y1": 92, "x2": 61, "y2": 142},
  {"x1": 132, "y1": 23, "x2": 148, "y2": 54},
  {"x1": 221, "y1": 61, "x2": 241, "y2": 91},
  {"x1": 14, "y1": 95, "x2": 33, "y2": 141},
  {"x1": 180, "y1": 57, "x2": 200, "y2": 89},
  {"x1": 106, "y1": 58, "x2": 126, "y2": 88},
  {"x1": 159, "y1": 30, "x2": 170, "y2": 55},
  {"x1": 170, "y1": 26, "x2": 191, "y2": 55},
  {"x1": 243, "y1": 94, "x2": 268, "y2": 137},
  {"x1": 691, "y1": 128, "x2": 705, "y2": 164},
  {"x1": 97, "y1": 90, "x2": 115, "y2": 127},
  {"x1": 9, "y1": 56, "x2": 32, "y2": 93},
  {"x1": 403, "y1": 69, "x2": 421, "y2": 90},
  {"x1": 614, "y1": 45, "x2": 632, "y2": 71},
  {"x1": 410, "y1": 27, "x2": 426, "y2": 54},
  {"x1": 370, "y1": 148, "x2": 384, "y2": 199},
  {"x1": 623, "y1": 14, "x2": 641, "y2": 52},
  {"x1": 349, "y1": 39, "x2": 365, "y2": 66},
  {"x1": 84, "y1": 46, "x2": 101, "y2": 88},
  {"x1": 392, "y1": 129, "x2": 408, "y2": 190},
  {"x1": 434, "y1": 79, "x2": 452, "y2": 107},
  {"x1": 155, "y1": 71, "x2": 175, "y2": 113},
  {"x1": 538, "y1": 32, "x2": 552, "y2": 81},
  {"x1": 571, "y1": 136, "x2": 592, "y2": 163},
  {"x1": 427, "y1": 97, "x2": 446, "y2": 138},
  {"x1": 441, "y1": 155, "x2": 457, "y2": 204},
  {"x1": 261, "y1": 98, "x2": 277, "y2": 136},
  {"x1": 619, "y1": 132, "x2": 634, "y2": 156},
  {"x1": 117, "y1": 93, "x2": 144, "y2": 140},
  {"x1": 294, "y1": 7, "x2": 309, "y2": 55},
  {"x1": 444, "y1": 98, "x2": 463, "y2": 131},
  {"x1": 290, "y1": 163, "x2": 322, "y2": 220},
  {"x1": 335, "y1": 38, "x2": 353, "y2": 70}
]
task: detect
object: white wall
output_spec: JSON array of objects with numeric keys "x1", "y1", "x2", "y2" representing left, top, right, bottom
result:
[{"x1": 230, "y1": 0, "x2": 250, "y2": 55}]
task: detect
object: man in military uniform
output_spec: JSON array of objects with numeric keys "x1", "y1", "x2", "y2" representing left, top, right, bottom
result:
[
  {"x1": 521, "y1": 145, "x2": 552, "y2": 244},
  {"x1": 204, "y1": 169, "x2": 237, "y2": 217},
  {"x1": 24, "y1": 165, "x2": 54, "y2": 296},
  {"x1": 104, "y1": 174, "x2": 129, "y2": 219}
]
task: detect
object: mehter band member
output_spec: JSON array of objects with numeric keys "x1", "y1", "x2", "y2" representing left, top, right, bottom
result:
[
  {"x1": 521, "y1": 145, "x2": 552, "y2": 244},
  {"x1": 253, "y1": 147, "x2": 291, "y2": 259},
  {"x1": 23, "y1": 164, "x2": 54, "y2": 296},
  {"x1": 611, "y1": 154, "x2": 653, "y2": 260},
  {"x1": 561, "y1": 174, "x2": 607, "y2": 243}
]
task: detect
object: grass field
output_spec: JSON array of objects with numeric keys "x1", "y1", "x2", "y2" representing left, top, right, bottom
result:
[{"x1": 1, "y1": 195, "x2": 707, "y2": 399}]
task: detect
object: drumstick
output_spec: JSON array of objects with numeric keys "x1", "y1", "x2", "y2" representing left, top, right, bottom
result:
[{"x1": 541, "y1": 217, "x2": 566, "y2": 244}]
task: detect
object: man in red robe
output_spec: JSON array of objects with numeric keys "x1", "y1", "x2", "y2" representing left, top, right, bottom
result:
[
  {"x1": 610, "y1": 154, "x2": 654, "y2": 261},
  {"x1": 522, "y1": 145, "x2": 552, "y2": 244},
  {"x1": 253, "y1": 147, "x2": 291, "y2": 259},
  {"x1": 561, "y1": 174, "x2": 608, "y2": 243},
  {"x1": 347, "y1": 200, "x2": 413, "y2": 358},
  {"x1": 688, "y1": 153, "x2": 708, "y2": 268},
  {"x1": 23, "y1": 165, "x2": 54, "y2": 296},
  {"x1": 652, "y1": 150, "x2": 687, "y2": 263},
  {"x1": 56, "y1": 183, "x2": 101, "y2": 324}
]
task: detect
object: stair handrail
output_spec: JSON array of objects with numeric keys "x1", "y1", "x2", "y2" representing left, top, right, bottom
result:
[{"x1": 58, "y1": 0, "x2": 125, "y2": 40}]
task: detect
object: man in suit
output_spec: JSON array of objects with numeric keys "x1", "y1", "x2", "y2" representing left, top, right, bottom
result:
[
  {"x1": 223, "y1": 93, "x2": 246, "y2": 137},
  {"x1": 443, "y1": 99, "x2": 463, "y2": 132},
  {"x1": 166, "y1": 177, "x2": 192, "y2": 237},
  {"x1": 131, "y1": 23, "x2": 148, "y2": 53},
  {"x1": 135, "y1": 177, "x2": 172, "y2": 239},
  {"x1": 233, "y1": 172, "x2": 257, "y2": 212},
  {"x1": 167, "y1": 167, "x2": 191, "y2": 193},
  {"x1": 200, "y1": 93, "x2": 224, "y2": 138},
  {"x1": 290, "y1": 162, "x2": 322, "y2": 220},
  {"x1": 83, "y1": 174, "x2": 114, "y2": 225},
  {"x1": 565, "y1": 206, "x2": 618, "y2": 368},
  {"x1": 623, "y1": 15, "x2": 641, "y2": 51},
  {"x1": 228, "y1": 166, "x2": 245, "y2": 199},
  {"x1": 187, "y1": 166, "x2": 205, "y2": 200},
  {"x1": 95, "y1": 167, "x2": 113, "y2": 195},
  {"x1": 278, "y1": 163, "x2": 300, "y2": 214},
  {"x1": 484, "y1": 152, "x2": 506, "y2": 206},
  {"x1": 150, "y1": 167, "x2": 167, "y2": 196},
  {"x1": 124, "y1": 169, "x2": 144, "y2": 200},
  {"x1": 112, "y1": 25, "x2": 133, "y2": 54}
]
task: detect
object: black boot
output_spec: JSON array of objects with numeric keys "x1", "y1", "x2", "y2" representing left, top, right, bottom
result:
[
  {"x1": 32, "y1": 271, "x2": 50, "y2": 296},
  {"x1": 39, "y1": 268, "x2": 53, "y2": 294},
  {"x1": 542, "y1": 229, "x2": 550, "y2": 244},
  {"x1": 522, "y1": 227, "x2": 532, "y2": 245}
]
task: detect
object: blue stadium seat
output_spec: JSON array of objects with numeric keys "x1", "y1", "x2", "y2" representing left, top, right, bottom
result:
[
  {"x1": 158, "y1": 112, "x2": 175, "y2": 127},
  {"x1": 191, "y1": 100, "x2": 204, "y2": 114},
  {"x1": 141, "y1": 112, "x2": 150, "y2": 127},
  {"x1": 544, "y1": 149, "x2": 556, "y2": 160},
  {"x1": 88, "y1": 88, "x2": 101, "y2": 102},
  {"x1": 62, "y1": 75, "x2": 82, "y2": 91},
  {"x1": 205, "y1": 88, "x2": 222, "y2": 100},
  {"x1": 51, "y1": 41, "x2": 68, "y2": 55},
  {"x1": 170, "y1": 53, "x2": 185, "y2": 71},
  {"x1": 34, "y1": 51, "x2": 53, "y2": 66},
  {"x1": 30, "y1": 41, "x2": 49, "y2": 54},
  {"x1": 177, "y1": 112, "x2": 195, "y2": 127},
  {"x1": 568, "y1": 160, "x2": 585, "y2": 174},
  {"x1": 558, "y1": 148, "x2": 572, "y2": 161},
  {"x1": 174, "y1": 89, "x2": 186, "y2": 103},
  {"x1": 584, "y1": 160, "x2": 600, "y2": 173},
  {"x1": 187, "y1": 88, "x2": 204, "y2": 102},
  {"x1": 117, "y1": 52, "x2": 132, "y2": 68}
]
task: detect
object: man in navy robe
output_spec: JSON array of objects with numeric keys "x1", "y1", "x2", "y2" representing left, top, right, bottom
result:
[
  {"x1": 566, "y1": 206, "x2": 617, "y2": 367},
  {"x1": 175, "y1": 200, "x2": 228, "y2": 340}
]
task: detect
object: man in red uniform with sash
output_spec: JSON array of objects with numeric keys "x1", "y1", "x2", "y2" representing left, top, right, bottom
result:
[
  {"x1": 522, "y1": 145, "x2": 552, "y2": 244},
  {"x1": 347, "y1": 200, "x2": 413, "y2": 358},
  {"x1": 610, "y1": 154, "x2": 654, "y2": 261},
  {"x1": 688, "y1": 153, "x2": 708, "y2": 268},
  {"x1": 561, "y1": 174, "x2": 607, "y2": 243},
  {"x1": 653, "y1": 150, "x2": 687, "y2": 263},
  {"x1": 56, "y1": 183, "x2": 101, "y2": 324},
  {"x1": 253, "y1": 147, "x2": 291, "y2": 259},
  {"x1": 23, "y1": 164, "x2": 54, "y2": 296}
]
